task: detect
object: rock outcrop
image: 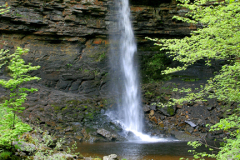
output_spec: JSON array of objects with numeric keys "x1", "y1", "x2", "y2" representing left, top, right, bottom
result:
[
  {"x1": 141, "y1": 75, "x2": 228, "y2": 141},
  {"x1": 103, "y1": 154, "x2": 118, "y2": 160}
]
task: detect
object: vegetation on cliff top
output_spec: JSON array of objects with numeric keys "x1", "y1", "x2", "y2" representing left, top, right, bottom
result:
[{"x1": 148, "y1": 0, "x2": 240, "y2": 159}]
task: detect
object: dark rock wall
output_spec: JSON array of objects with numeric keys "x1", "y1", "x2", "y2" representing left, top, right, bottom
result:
[
  {"x1": 131, "y1": 0, "x2": 196, "y2": 37},
  {"x1": 0, "y1": 0, "x2": 195, "y2": 96},
  {"x1": 0, "y1": 0, "x2": 111, "y2": 96}
]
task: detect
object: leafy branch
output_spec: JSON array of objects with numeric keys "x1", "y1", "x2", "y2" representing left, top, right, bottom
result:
[{"x1": 0, "y1": 47, "x2": 40, "y2": 151}]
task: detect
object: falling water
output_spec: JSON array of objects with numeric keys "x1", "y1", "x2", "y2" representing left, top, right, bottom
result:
[
  {"x1": 118, "y1": 0, "x2": 142, "y2": 133},
  {"x1": 107, "y1": 0, "x2": 167, "y2": 142}
]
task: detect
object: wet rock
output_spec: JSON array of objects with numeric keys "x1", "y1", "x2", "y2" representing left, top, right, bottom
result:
[
  {"x1": 143, "y1": 105, "x2": 150, "y2": 112},
  {"x1": 103, "y1": 154, "x2": 118, "y2": 160},
  {"x1": 97, "y1": 128, "x2": 117, "y2": 141},
  {"x1": 158, "y1": 105, "x2": 176, "y2": 117},
  {"x1": 170, "y1": 130, "x2": 201, "y2": 141},
  {"x1": 149, "y1": 110, "x2": 155, "y2": 116},
  {"x1": 150, "y1": 116, "x2": 158, "y2": 124},
  {"x1": 207, "y1": 106, "x2": 214, "y2": 111},
  {"x1": 197, "y1": 119, "x2": 204, "y2": 127},
  {"x1": 185, "y1": 125, "x2": 194, "y2": 134},
  {"x1": 206, "y1": 133, "x2": 216, "y2": 140},
  {"x1": 15, "y1": 151, "x2": 26, "y2": 157},
  {"x1": 80, "y1": 128, "x2": 98, "y2": 142},
  {"x1": 176, "y1": 104, "x2": 183, "y2": 109},
  {"x1": 84, "y1": 158, "x2": 101, "y2": 160},
  {"x1": 150, "y1": 104, "x2": 157, "y2": 110},
  {"x1": 185, "y1": 120, "x2": 197, "y2": 128},
  {"x1": 65, "y1": 126, "x2": 73, "y2": 132},
  {"x1": 34, "y1": 153, "x2": 78, "y2": 160},
  {"x1": 13, "y1": 141, "x2": 37, "y2": 153}
]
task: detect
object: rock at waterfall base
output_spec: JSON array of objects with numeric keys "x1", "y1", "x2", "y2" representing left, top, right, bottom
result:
[
  {"x1": 103, "y1": 154, "x2": 118, "y2": 160},
  {"x1": 97, "y1": 128, "x2": 117, "y2": 141}
]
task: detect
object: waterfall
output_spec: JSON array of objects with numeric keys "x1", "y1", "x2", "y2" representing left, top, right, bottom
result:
[
  {"x1": 107, "y1": 0, "x2": 167, "y2": 142},
  {"x1": 118, "y1": 0, "x2": 143, "y2": 133},
  {"x1": 107, "y1": 0, "x2": 143, "y2": 136}
]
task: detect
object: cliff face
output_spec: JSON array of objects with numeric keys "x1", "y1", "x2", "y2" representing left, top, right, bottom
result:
[
  {"x1": 0, "y1": 0, "x2": 194, "y2": 96},
  {"x1": 0, "y1": 0, "x2": 205, "y2": 142},
  {"x1": 0, "y1": 0, "x2": 110, "y2": 96}
]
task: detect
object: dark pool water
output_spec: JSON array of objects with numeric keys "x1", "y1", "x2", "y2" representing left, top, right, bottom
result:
[{"x1": 76, "y1": 141, "x2": 217, "y2": 160}]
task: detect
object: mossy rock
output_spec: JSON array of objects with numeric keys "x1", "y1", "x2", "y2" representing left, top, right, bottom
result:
[
  {"x1": 167, "y1": 107, "x2": 175, "y2": 116},
  {"x1": 51, "y1": 104, "x2": 65, "y2": 112},
  {"x1": 85, "y1": 127, "x2": 97, "y2": 134},
  {"x1": 158, "y1": 105, "x2": 176, "y2": 117}
]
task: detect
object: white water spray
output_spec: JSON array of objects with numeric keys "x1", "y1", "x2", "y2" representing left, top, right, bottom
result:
[{"x1": 108, "y1": 0, "x2": 168, "y2": 142}]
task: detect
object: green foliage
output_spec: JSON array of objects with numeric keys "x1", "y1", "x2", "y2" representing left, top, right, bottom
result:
[
  {"x1": 0, "y1": 150, "x2": 12, "y2": 159},
  {"x1": 208, "y1": 108, "x2": 240, "y2": 159},
  {"x1": 66, "y1": 63, "x2": 72, "y2": 68},
  {"x1": 0, "y1": 3, "x2": 10, "y2": 15},
  {"x1": 0, "y1": 107, "x2": 31, "y2": 147},
  {"x1": 141, "y1": 50, "x2": 171, "y2": 83},
  {"x1": 185, "y1": 141, "x2": 217, "y2": 160},
  {"x1": 28, "y1": 130, "x2": 80, "y2": 160},
  {"x1": 0, "y1": 47, "x2": 40, "y2": 149},
  {"x1": 148, "y1": 0, "x2": 240, "y2": 159},
  {"x1": 0, "y1": 47, "x2": 78, "y2": 159},
  {"x1": 145, "y1": 90, "x2": 154, "y2": 97},
  {"x1": 167, "y1": 106, "x2": 175, "y2": 116}
]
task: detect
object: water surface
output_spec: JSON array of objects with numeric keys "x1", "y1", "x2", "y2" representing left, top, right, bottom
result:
[{"x1": 76, "y1": 141, "x2": 216, "y2": 160}]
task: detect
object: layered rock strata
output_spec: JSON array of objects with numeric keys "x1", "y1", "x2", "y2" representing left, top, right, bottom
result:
[{"x1": 0, "y1": 0, "x2": 195, "y2": 96}]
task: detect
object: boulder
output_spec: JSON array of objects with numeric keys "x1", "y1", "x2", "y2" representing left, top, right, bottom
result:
[
  {"x1": 185, "y1": 120, "x2": 197, "y2": 128},
  {"x1": 170, "y1": 130, "x2": 201, "y2": 141},
  {"x1": 158, "y1": 105, "x2": 176, "y2": 116},
  {"x1": 149, "y1": 104, "x2": 157, "y2": 111},
  {"x1": 143, "y1": 105, "x2": 150, "y2": 112},
  {"x1": 97, "y1": 128, "x2": 117, "y2": 141},
  {"x1": 103, "y1": 154, "x2": 118, "y2": 160},
  {"x1": 13, "y1": 141, "x2": 37, "y2": 153}
]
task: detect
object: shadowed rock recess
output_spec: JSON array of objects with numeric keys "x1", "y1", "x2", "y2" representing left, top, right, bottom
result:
[{"x1": 0, "y1": 0, "x2": 223, "y2": 143}]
